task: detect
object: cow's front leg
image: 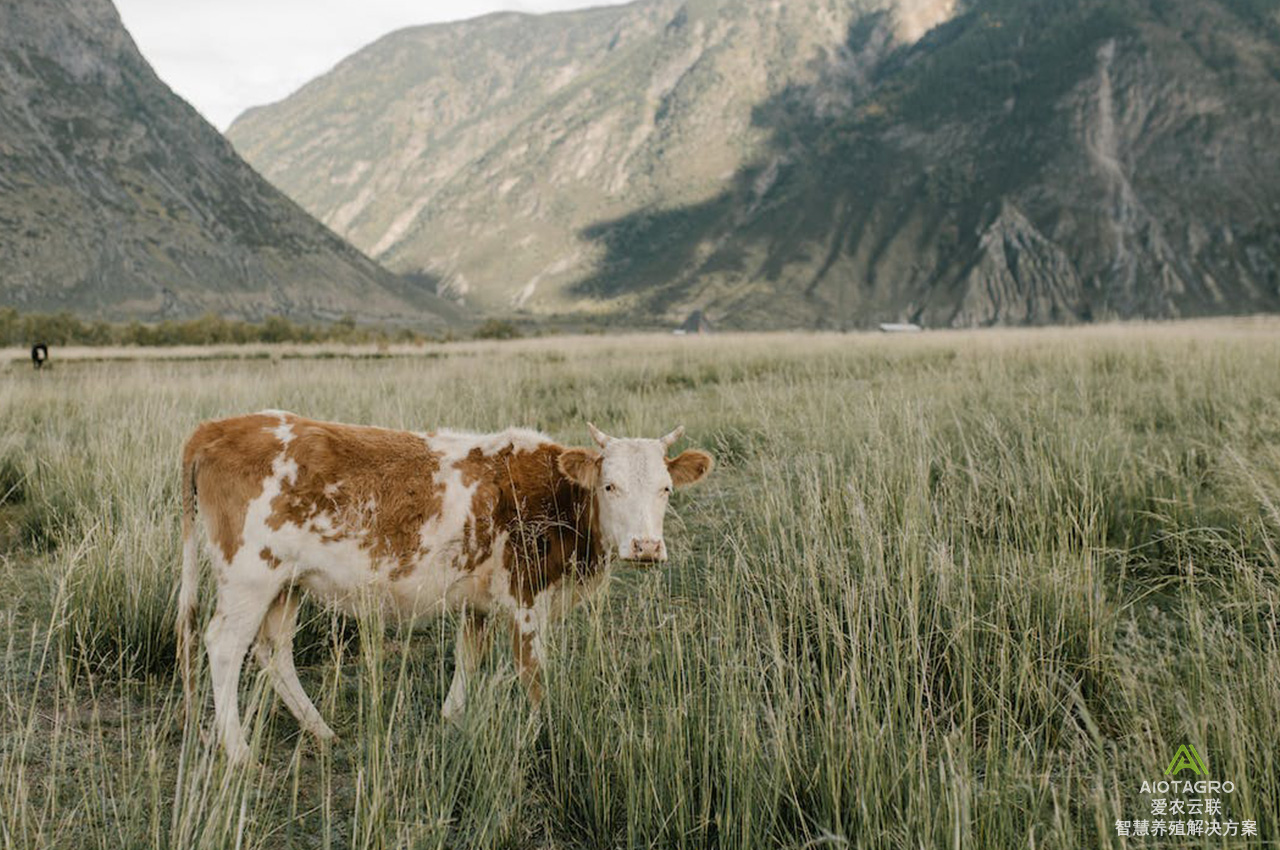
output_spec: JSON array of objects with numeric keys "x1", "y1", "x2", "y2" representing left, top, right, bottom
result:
[
  {"x1": 442, "y1": 608, "x2": 491, "y2": 724},
  {"x1": 511, "y1": 609, "x2": 547, "y2": 706}
]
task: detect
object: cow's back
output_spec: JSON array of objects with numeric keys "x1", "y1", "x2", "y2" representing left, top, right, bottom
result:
[
  {"x1": 187, "y1": 412, "x2": 441, "y2": 571},
  {"x1": 268, "y1": 416, "x2": 445, "y2": 576}
]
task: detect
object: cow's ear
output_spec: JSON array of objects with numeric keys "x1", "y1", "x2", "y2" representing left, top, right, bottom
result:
[
  {"x1": 558, "y1": 447, "x2": 602, "y2": 488},
  {"x1": 667, "y1": 450, "x2": 713, "y2": 487}
]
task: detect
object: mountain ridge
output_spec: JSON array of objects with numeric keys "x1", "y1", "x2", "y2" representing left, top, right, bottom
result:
[
  {"x1": 227, "y1": 0, "x2": 1280, "y2": 328},
  {"x1": 0, "y1": 0, "x2": 461, "y2": 326},
  {"x1": 227, "y1": 0, "x2": 862, "y2": 314}
]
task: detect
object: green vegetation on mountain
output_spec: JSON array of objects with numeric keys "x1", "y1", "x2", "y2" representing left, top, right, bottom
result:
[
  {"x1": 0, "y1": 0, "x2": 460, "y2": 326},
  {"x1": 230, "y1": 0, "x2": 1280, "y2": 328}
]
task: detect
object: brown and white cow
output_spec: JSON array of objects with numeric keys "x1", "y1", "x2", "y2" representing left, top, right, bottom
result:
[{"x1": 176, "y1": 411, "x2": 712, "y2": 762}]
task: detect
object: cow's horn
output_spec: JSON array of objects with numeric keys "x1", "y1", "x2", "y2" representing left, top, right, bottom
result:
[
  {"x1": 660, "y1": 426, "x2": 685, "y2": 448},
  {"x1": 587, "y1": 422, "x2": 613, "y2": 448}
]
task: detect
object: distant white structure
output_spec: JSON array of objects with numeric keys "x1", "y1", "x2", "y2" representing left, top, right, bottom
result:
[{"x1": 879, "y1": 323, "x2": 923, "y2": 333}]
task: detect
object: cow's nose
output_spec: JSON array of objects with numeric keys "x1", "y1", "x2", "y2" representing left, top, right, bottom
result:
[{"x1": 628, "y1": 538, "x2": 667, "y2": 563}]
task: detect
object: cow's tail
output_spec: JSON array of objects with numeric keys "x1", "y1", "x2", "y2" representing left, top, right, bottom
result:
[{"x1": 177, "y1": 451, "x2": 201, "y2": 727}]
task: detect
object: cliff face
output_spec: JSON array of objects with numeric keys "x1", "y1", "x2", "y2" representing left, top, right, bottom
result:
[
  {"x1": 0, "y1": 0, "x2": 459, "y2": 325},
  {"x1": 228, "y1": 0, "x2": 890, "y2": 313},
  {"x1": 230, "y1": 0, "x2": 1280, "y2": 328}
]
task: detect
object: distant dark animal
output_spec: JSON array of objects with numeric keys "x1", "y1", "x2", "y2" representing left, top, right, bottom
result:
[{"x1": 31, "y1": 344, "x2": 48, "y2": 369}]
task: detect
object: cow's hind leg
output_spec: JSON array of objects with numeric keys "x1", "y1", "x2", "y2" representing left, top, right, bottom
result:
[
  {"x1": 253, "y1": 588, "x2": 336, "y2": 742},
  {"x1": 205, "y1": 577, "x2": 281, "y2": 763},
  {"x1": 441, "y1": 609, "x2": 491, "y2": 724}
]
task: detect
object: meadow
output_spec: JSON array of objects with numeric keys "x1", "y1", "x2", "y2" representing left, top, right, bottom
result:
[{"x1": 0, "y1": 323, "x2": 1278, "y2": 849}]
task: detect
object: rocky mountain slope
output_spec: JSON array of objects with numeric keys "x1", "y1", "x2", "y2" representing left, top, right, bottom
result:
[
  {"x1": 229, "y1": 0, "x2": 1280, "y2": 328},
  {"x1": 0, "y1": 0, "x2": 459, "y2": 325}
]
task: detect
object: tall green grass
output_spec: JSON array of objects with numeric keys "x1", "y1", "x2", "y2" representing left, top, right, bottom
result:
[{"x1": 0, "y1": 326, "x2": 1277, "y2": 848}]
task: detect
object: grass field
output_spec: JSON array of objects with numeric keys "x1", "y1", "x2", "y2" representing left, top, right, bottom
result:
[{"x1": 1, "y1": 324, "x2": 1278, "y2": 849}]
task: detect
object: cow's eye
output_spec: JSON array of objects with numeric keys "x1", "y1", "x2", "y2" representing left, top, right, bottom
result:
[
  {"x1": 663, "y1": 486, "x2": 672, "y2": 495},
  {"x1": 604, "y1": 483, "x2": 616, "y2": 493}
]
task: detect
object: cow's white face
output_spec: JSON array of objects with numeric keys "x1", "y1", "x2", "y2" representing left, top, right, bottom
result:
[{"x1": 558, "y1": 423, "x2": 713, "y2": 563}]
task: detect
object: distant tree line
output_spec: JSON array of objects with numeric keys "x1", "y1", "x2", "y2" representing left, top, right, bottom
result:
[{"x1": 0, "y1": 308, "x2": 446, "y2": 347}]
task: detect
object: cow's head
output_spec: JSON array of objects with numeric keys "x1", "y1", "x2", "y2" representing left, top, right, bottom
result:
[{"x1": 558, "y1": 422, "x2": 713, "y2": 563}]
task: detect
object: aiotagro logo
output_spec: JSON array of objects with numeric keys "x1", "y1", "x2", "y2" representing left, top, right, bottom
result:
[
  {"x1": 1164, "y1": 744, "x2": 1207, "y2": 777},
  {"x1": 1115, "y1": 745, "x2": 1257, "y2": 839}
]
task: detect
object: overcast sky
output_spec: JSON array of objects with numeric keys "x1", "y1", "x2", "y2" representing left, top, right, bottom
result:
[{"x1": 115, "y1": 0, "x2": 633, "y2": 130}]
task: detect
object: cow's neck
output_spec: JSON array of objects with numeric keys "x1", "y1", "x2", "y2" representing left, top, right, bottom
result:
[
  {"x1": 503, "y1": 448, "x2": 608, "y2": 601},
  {"x1": 550, "y1": 461, "x2": 608, "y2": 579}
]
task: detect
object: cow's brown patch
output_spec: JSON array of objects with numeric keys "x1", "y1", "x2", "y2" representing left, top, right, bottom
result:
[
  {"x1": 451, "y1": 447, "x2": 506, "y2": 574},
  {"x1": 504, "y1": 446, "x2": 604, "y2": 606},
  {"x1": 430, "y1": 442, "x2": 607, "y2": 604},
  {"x1": 512, "y1": 626, "x2": 544, "y2": 704},
  {"x1": 259, "y1": 547, "x2": 282, "y2": 569},
  {"x1": 263, "y1": 419, "x2": 445, "y2": 576},
  {"x1": 183, "y1": 414, "x2": 284, "y2": 563}
]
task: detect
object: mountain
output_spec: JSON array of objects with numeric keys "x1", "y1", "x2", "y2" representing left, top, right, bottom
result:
[
  {"x1": 228, "y1": 0, "x2": 1280, "y2": 329},
  {"x1": 227, "y1": 0, "x2": 891, "y2": 316},
  {"x1": 0, "y1": 0, "x2": 460, "y2": 325}
]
